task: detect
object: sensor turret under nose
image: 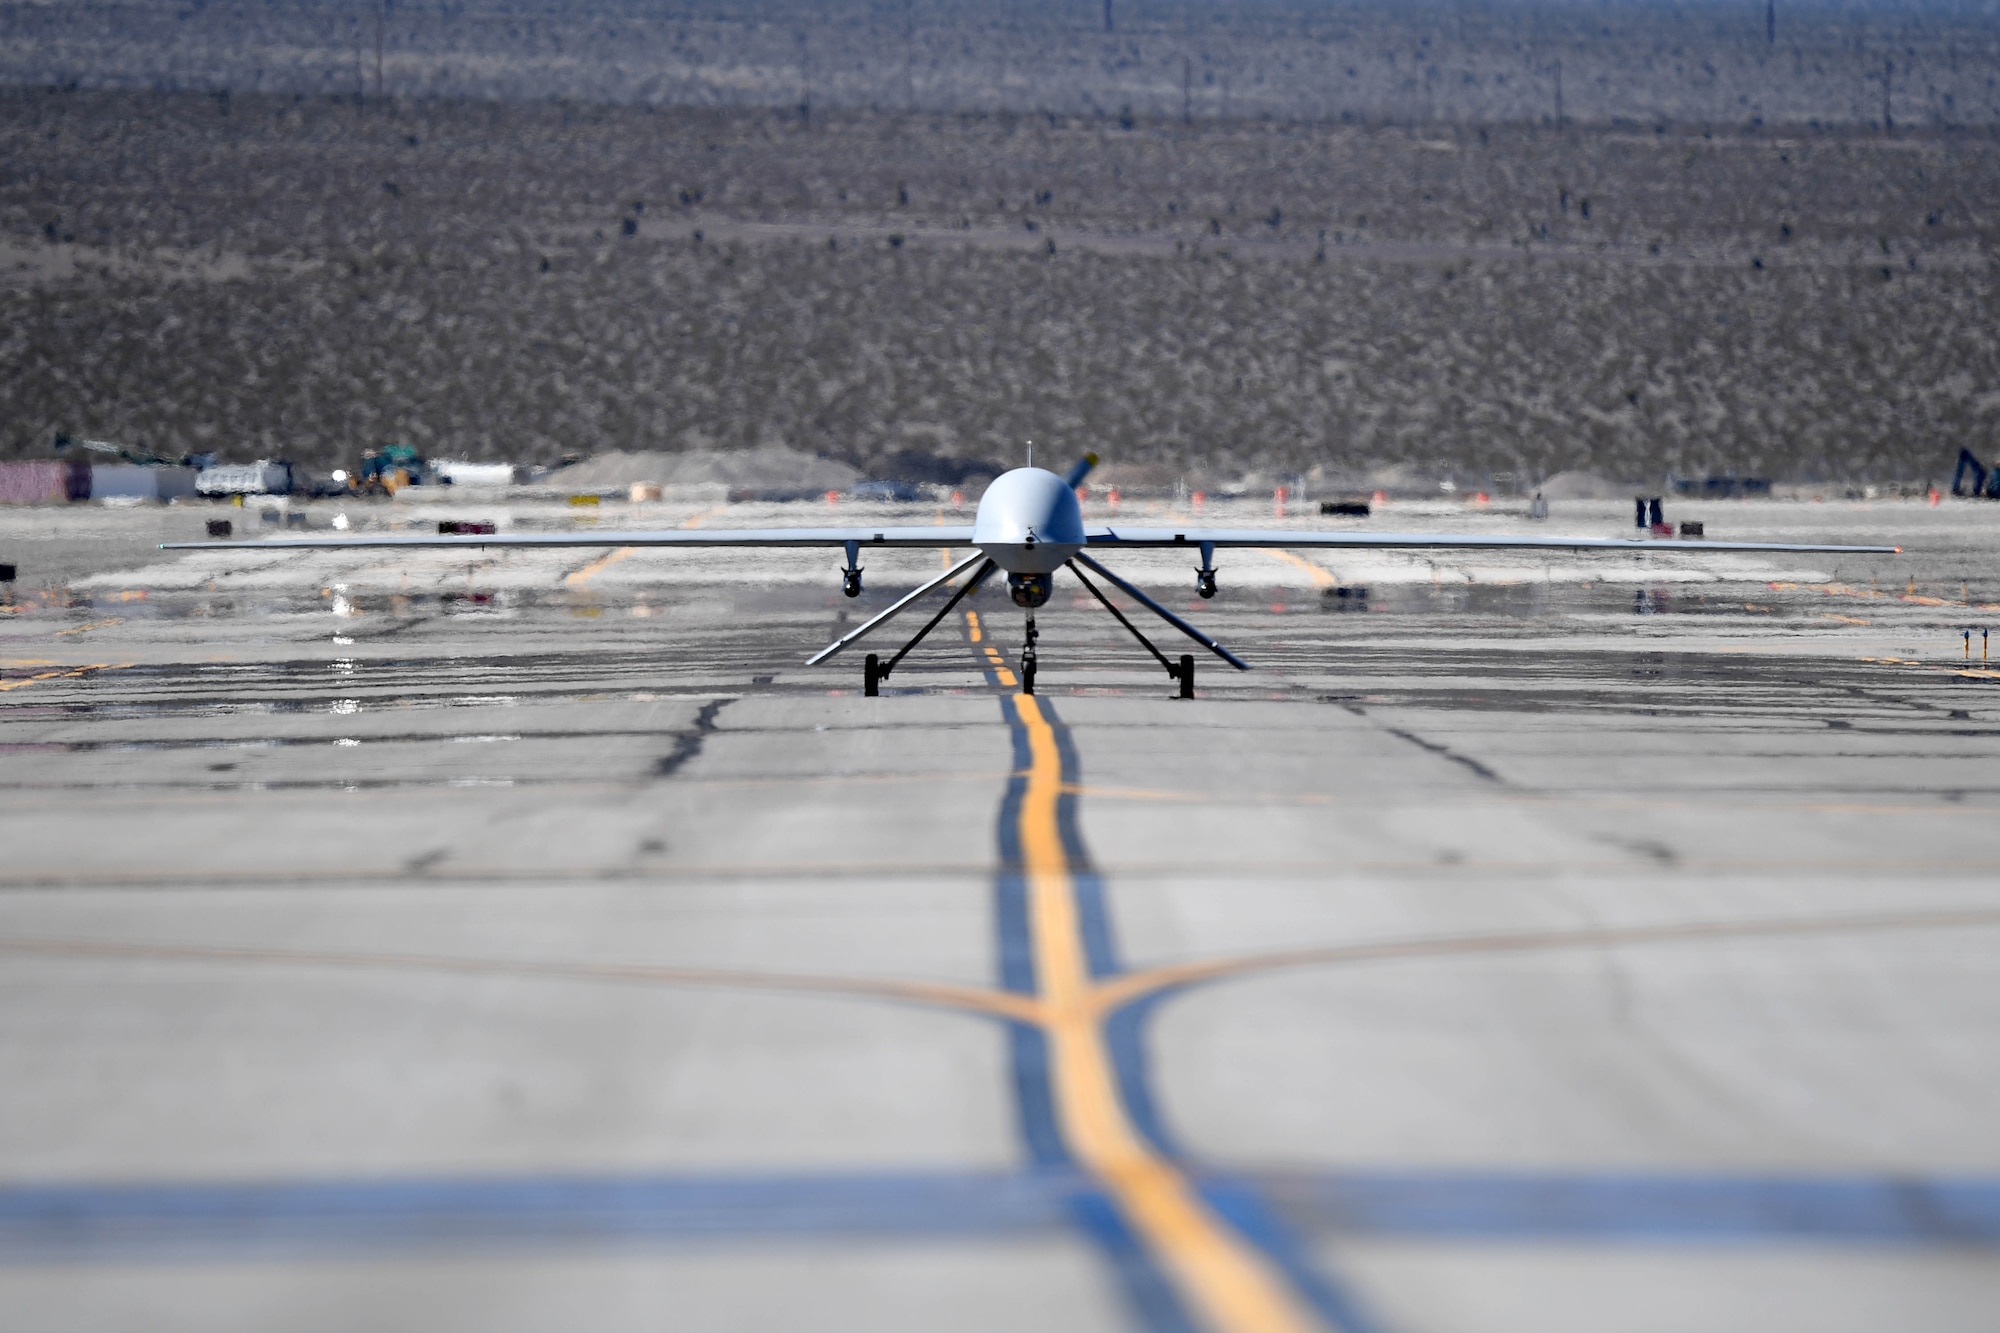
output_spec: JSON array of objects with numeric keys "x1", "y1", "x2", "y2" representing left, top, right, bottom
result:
[{"x1": 1008, "y1": 572, "x2": 1053, "y2": 607}]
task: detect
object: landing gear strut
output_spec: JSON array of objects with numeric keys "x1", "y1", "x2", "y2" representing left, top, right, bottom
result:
[
  {"x1": 1019, "y1": 614, "x2": 1039, "y2": 695},
  {"x1": 855, "y1": 560, "x2": 997, "y2": 695},
  {"x1": 1064, "y1": 553, "x2": 1249, "y2": 699}
]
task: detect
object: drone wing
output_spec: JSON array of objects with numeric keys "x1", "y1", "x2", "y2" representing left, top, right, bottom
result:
[
  {"x1": 162, "y1": 526, "x2": 978, "y2": 552},
  {"x1": 1081, "y1": 527, "x2": 1899, "y2": 556}
]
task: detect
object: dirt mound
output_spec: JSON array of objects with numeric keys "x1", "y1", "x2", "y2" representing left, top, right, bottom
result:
[
  {"x1": 557, "y1": 447, "x2": 857, "y2": 492},
  {"x1": 1537, "y1": 470, "x2": 1629, "y2": 500}
]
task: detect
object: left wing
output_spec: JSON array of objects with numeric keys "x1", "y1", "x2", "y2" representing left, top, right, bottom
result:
[
  {"x1": 162, "y1": 526, "x2": 978, "y2": 552},
  {"x1": 1082, "y1": 527, "x2": 1899, "y2": 556}
]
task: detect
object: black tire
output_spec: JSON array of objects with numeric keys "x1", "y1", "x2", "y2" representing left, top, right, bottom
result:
[{"x1": 864, "y1": 652, "x2": 881, "y2": 697}]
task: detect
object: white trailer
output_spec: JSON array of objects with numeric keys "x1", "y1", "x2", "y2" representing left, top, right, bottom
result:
[{"x1": 196, "y1": 461, "x2": 293, "y2": 496}]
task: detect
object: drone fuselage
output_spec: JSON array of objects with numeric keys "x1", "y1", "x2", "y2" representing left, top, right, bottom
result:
[{"x1": 971, "y1": 467, "x2": 1085, "y2": 576}]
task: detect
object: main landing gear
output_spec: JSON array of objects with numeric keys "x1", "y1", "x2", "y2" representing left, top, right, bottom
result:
[
  {"x1": 858, "y1": 559, "x2": 998, "y2": 696},
  {"x1": 817, "y1": 551, "x2": 1246, "y2": 700}
]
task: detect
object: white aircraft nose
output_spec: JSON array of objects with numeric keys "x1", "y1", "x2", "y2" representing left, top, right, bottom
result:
[{"x1": 973, "y1": 467, "x2": 1086, "y2": 573}]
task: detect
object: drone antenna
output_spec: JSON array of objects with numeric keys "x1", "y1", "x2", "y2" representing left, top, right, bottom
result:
[{"x1": 1026, "y1": 439, "x2": 1033, "y2": 468}]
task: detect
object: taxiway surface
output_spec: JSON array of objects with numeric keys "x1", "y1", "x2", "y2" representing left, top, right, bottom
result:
[{"x1": 1, "y1": 496, "x2": 1996, "y2": 1333}]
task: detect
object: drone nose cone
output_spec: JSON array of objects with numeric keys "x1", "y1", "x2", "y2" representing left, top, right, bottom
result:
[{"x1": 974, "y1": 466, "x2": 1086, "y2": 573}]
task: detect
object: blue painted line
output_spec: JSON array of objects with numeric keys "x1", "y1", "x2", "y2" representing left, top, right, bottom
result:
[
  {"x1": 0, "y1": 1170, "x2": 1083, "y2": 1262},
  {"x1": 1200, "y1": 1178, "x2": 1397, "y2": 1333},
  {"x1": 6, "y1": 1167, "x2": 1997, "y2": 1265},
  {"x1": 993, "y1": 694, "x2": 1199, "y2": 1327},
  {"x1": 995, "y1": 695, "x2": 1382, "y2": 1333},
  {"x1": 1040, "y1": 698, "x2": 1121, "y2": 979},
  {"x1": 993, "y1": 694, "x2": 1038, "y2": 997},
  {"x1": 1101, "y1": 991, "x2": 1184, "y2": 1159},
  {"x1": 1259, "y1": 1171, "x2": 2000, "y2": 1246},
  {"x1": 992, "y1": 698, "x2": 1070, "y2": 1168},
  {"x1": 1065, "y1": 1190, "x2": 1205, "y2": 1333}
]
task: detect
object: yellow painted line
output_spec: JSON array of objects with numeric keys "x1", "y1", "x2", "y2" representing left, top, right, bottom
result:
[
  {"x1": 0, "y1": 936, "x2": 1044, "y2": 1025},
  {"x1": 0, "y1": 670, "x2": 67, "y2": 692},
  {"x1": 53, "y1": 617, "x2": 123, "y2": 636},
  {"x1": 983, "y1": 644, "x2": 1018, "y2": 688},
  {"x1": 0, "y1": 662, "x2": 124, "y2": 692},
  {"x1": 1012, "y1": 694, "x2": 1316, "y2": 1333},
  {"x1": 1090, "y1": 905, "x2": 2000, "y2": 1015},
  {"x1": 1263, "y1": 549, "x2": 1336, "y2": 588},
  {"x1": 966, "y1": 610, "x2": 983, "y2": 643},
  {"x1": 564, "y1": 547, "x2": 635, "y2": 587},
  {"x1": 566, "y1": 506, "x2": 718, "y2": 587},
  {"x1": 1821, "y1": 614, "x2": 1871, "y2": 626}
]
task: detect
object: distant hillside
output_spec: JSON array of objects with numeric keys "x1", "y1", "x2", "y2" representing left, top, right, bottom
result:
[
  {"x1": 3, "y1": 0, "x2": 1999, "y2": 128},
  {"x1": 3, "y1": 89, "x2": 1992, "y2": 486}
]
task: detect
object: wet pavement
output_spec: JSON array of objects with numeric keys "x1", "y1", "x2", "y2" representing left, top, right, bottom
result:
[{"x1": 1, "y1": 498, "x2": 1997, "y2": 1333}]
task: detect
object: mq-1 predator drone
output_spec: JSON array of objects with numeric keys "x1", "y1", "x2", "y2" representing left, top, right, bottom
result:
[{"x1": 169, "y1": 454, "x2": 1899, "y2": 696}]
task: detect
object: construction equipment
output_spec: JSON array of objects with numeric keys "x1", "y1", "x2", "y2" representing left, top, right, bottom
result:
[
  {"x1": 1951, "y1": 448, "x2": 2000, "y2": 499},
  {"x1": 357, "y1": 444, "x2": 428, "y2": 495}
]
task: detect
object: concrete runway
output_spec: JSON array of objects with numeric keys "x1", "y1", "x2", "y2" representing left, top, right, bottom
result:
[{"x1": 2, "y1": 496, "x2": 1997, "y2": 1332}]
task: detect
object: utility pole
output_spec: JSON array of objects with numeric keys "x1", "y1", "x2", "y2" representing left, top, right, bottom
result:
[
  {"x1": 1104, "y1": 0, "x2": 1113, "y2": 34},
  {"x1": 1553, "y1": 57, "x2": 1563, "y2": 127},
  {"x1": 1182, "y1": 55, "x2": 1192, "y2": 125},
  {"x1": 1766, "y1": 0, "x2": 1775, "y2": 46},
  {"x1": 373, "y1": 0, "x2": 386, "y2": 103},
  {"x1": 1882, "y1": 57, "x2": 1893, "y2": 132}
]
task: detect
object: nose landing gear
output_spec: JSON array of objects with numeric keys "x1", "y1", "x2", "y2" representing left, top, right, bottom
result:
[{"x1": 1019, "y1": 614, "x2": 1039, "y2": 694}]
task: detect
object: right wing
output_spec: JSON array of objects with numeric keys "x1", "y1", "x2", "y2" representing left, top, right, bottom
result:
[{"x1": 1081, "y1": 527, "x2": 1899, "y2": 555}]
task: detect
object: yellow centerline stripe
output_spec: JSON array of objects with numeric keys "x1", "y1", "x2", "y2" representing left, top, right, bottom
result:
[
  {"x1": 1264, "y1": 549, "x2": 1336, "y2": 588},
  {"x1": 1012, "y1": 693, "x2": 1316, "y2": 1333}
]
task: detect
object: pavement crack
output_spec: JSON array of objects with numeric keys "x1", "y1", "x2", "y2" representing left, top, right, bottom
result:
[
  {"x1": 1332, "y1": 698, "x2": 1507, "y2": 784},
  {"x1": 1381, "y1": 725, "x2": 1506, "y2": 785},
  {"x1": 404, "y1": 848, "x2": 448, "y2": 875},
  {"x1": 653, "y1": 698, "x2": 730, "y2": 779}
]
